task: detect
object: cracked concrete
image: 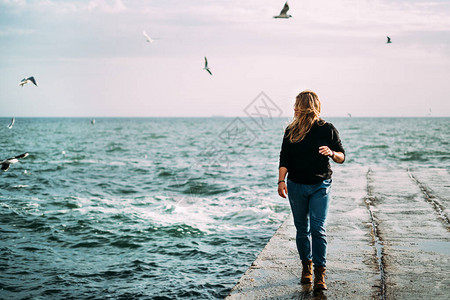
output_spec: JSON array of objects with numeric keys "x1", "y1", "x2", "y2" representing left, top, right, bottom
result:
[{"x1": 225, "y1": 166, "x2": 450, "y2": 300}]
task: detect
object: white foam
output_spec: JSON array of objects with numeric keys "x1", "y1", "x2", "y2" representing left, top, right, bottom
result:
[{"x1": 12, "y1": 184, "x2": 29, "y2": 188}]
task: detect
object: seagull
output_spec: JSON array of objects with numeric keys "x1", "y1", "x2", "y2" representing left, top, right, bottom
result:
[
  {"x1": 347, "y1": 113, "x2": 352, "y2": 118},
  {"x1": 143, "y1": 31, "x2": 160, "y2": 43},
  {"x1": 204, "y1": 57, "x2": 212, "y2": 75},
  {"x1": 7, "y1": 117, "x2": 15, "y2": 129},
  {"x1": 274, "y1": 1, "x2": 292, "y2": 19},
  {"x1": 19, "y1": 76, "x2": 38, "y2": 87},
  {"x1": 1, "y1": 152, "x2": 29, "y2": 172},
  {"x1": 143, "y1": 30, "x2": 154, "y2": 43},
  {"x1": 386, "y1": 36, "x2": 392, "y2": 44},
  {"x1": 91, "y1": 119, "x2": 95, "y2": 125}
]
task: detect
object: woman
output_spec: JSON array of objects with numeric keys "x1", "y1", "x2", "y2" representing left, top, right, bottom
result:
[{"x1": 278, "y1": 90, "x2": 345, "y2": 292}]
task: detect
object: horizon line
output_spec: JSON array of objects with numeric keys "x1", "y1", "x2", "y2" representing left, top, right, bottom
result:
[{"x1": 0, "y1": 115, "x2": 448, "y2": 118}]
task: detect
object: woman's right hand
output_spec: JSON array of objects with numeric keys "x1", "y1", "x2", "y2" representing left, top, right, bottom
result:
[{"x1": 278, "y1": 182, "x2": 288, "y2": 198}]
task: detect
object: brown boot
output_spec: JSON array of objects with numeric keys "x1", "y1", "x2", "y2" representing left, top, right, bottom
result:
[
  {"x1": 301, "y1": 260, "x2": 313, "y2": 284},
  {"x1": 313, "y1": 266, "x2": 327, "y2": 291}
]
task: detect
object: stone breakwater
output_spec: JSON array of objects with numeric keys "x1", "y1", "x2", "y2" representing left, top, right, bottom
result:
[{"x1": 226, "y1": 166, "x2": 449, "y2": 299}]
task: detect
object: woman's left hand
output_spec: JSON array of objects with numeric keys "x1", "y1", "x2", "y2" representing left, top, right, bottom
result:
[{"x1": 319, "y1": 146, "x2": 334, "y2": 157}]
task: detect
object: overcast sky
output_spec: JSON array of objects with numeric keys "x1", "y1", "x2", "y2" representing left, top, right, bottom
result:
[{"x1": 1, "y1": 0, "x2": 449, "y2": 117}]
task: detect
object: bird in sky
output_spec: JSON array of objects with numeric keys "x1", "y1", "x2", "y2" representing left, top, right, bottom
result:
[
  {"x1": 1, "y1": 152, "x2": 29, "y2": 172},
  {"x1": 387, "y1": 36, "x2": 392, "y2": 44},
  {"x1": 143, "y1": 30, "x2": 154, "y2": 43},
  {"x1": 143, "y1": 31, "x2": 160, "y2": 43},
  {"x1": 19, "y1": 76, "x2": 38, "y2": 87},
  {"x1": 274, "y1": 1, "x2": 292, "y2": 19},
  {"x1": 7, "y1": 117, "x2": 15, "y2": 129},
  {"x1": 204, "y1": 57, "x2": 212, "y2": 75}
]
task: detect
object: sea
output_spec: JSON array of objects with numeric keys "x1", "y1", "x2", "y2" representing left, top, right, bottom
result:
[{"x1": 1, "y1": 117, "x2": 449, "y2": 299}]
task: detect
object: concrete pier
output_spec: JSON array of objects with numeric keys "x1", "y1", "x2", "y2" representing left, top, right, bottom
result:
[{"x1": 225, "y1": 166, "x2": 450, "y2": 299}]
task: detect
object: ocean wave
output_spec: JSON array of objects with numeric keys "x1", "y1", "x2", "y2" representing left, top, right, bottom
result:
[
  {"x1": 70, "y1": 241, "x2": 105, "y2": 248},
  {"x1": 159, "y1": 224, "x2": 205, "y2": 238},
  {"x1": 106, "y1": 146, "x2": 126, "y2": 153},
  {"x1": 167, "y1": 178, "x2": 235, "y2": 196},
  {"x1": 399, "y1": 151, "x2": 430, "y2": 162},
  {"x1": 130, "y1": 167, "x2": 149, "y2": 174},
  {"x1": 143, "y1": 133, "x2": 167, "y2": 140},
  {"x1": 70, "y1": 154, "x2": 87, "y2": 161},
  {"x1": 114, "y1": 187, "x2": 140, "y2": 195},
  {"x1": 11, "y1": 184, "x2": 29, "y2": 189},
  {"x1": 109, "y1": 237, "x2": 142, "y2": 249},
  {"x1": 361, "y1": 144, "x2": 389, "y2": 149},
  {"x1": 158, "y1": 170, "x2": 174, "y2": 177},
  {"x1": 400, "y1": 150, "x2": 450, "y2": 162},
  {"x1": 49, "y1": 197, "x2": 82, "y2": 209},
  {"x1": 18, "y1": 218, "x2": 52, "y2": 232}
]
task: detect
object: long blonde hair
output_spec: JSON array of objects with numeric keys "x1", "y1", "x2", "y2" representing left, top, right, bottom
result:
[{"x1": 286, "y1": 90, "x2": 323, "y2": 143}]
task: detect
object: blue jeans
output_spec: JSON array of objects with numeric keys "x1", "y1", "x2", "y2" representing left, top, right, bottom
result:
[{"x1": 287, "y1": 178, "x2": 332, "y2": 267}]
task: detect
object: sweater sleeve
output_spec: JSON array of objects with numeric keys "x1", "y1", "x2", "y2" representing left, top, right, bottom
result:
[
  {"x1": 279, "y1": 130, "x2": 289, "y2": 169},
  {"x1": 329, "y1": 123, "x2": 345, "y2": 154}
]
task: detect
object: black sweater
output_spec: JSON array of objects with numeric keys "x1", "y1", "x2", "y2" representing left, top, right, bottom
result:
[{"x1": 279, "y1": 121, "x2": 345, "y2": 184}]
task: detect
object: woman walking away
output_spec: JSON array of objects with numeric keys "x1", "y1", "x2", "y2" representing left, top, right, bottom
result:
[{"x1": 278, "y1": 90, "x2": 345, "y2": 292}]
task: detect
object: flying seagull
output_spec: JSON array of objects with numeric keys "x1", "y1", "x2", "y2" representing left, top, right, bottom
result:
[
  {"x1": 386, "y1": 36, "x2": 392, "y2": 44},
  {"x1": 204, "y1": 57, "x2": 212, "y2": 75},
  {"x1": 274, "y1": 1, "x2": 292, "y2": 19},
  {"x1": 7, "y1": 117, "x2": 15, "y2": 129},
  {"x1": 143, "y1": 31, "x2": 160, "y2": 43},
  {"x1": 1, "y1": 152, "x2": 29, "y2": 172},
  {"x1": 143, "y1": 30, "x2": 154, "y2": 43},
  {"x1": 19, "y1": 76, "x2": 38, "y2": 87}
]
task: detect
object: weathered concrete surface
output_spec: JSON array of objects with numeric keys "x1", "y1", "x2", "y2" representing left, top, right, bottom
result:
[
  {"x1": 369, "y1": 167, "x2": 450, "y2": 300},
  {"x1": 226, "y1": 166, "x2": 378, "y2": 299},
  {"x1": 225, "y1": 167, "x2": 450, "y2": 300},
  {"x1": 408, "y1": 168, "x2": 449, "y2": 225}
]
